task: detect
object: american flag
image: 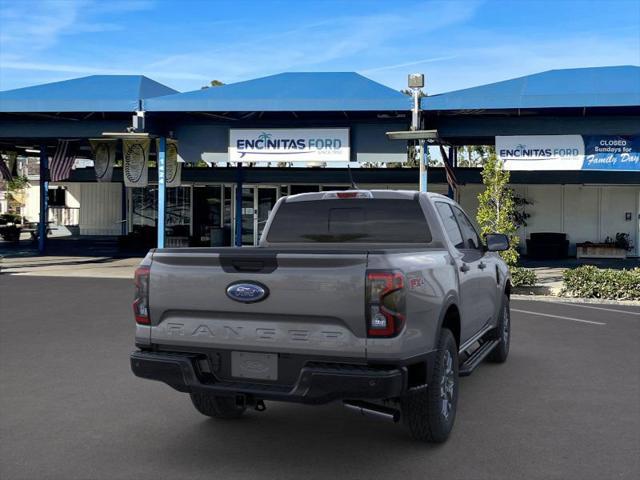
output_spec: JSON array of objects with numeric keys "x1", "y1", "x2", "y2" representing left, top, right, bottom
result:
[
  {"x1": 439, "y1": 145, "x2": 458, "y2": 192},
  {"x1": 49, "y1": 140, "x2": 78, "y2": 182},
  {"x1": 0, "y1": 157, "x2": 12, "y2": 181}
]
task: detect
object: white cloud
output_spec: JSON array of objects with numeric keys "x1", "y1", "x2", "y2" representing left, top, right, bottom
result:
[
  {"x1": 0, "y1": 60, "x2": 209, "y2": 81},
  {"x1": 134, "y1": 1, "x2": 484, "y2": 90},
  {"x1": 0, "y1": 0, "x2": 153, "y2": 56},
  {"x1": 360, "y1": 56, "x2": 459, "y2": 74}
]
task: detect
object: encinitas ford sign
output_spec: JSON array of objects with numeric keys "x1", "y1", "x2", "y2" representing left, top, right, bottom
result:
[
  {"x1": 497, "y1": 135, "x2": 585, "y2": 170},
  {"x1": 229, "y1": 128, "x2": 350, "y2": 162},
  {"x1": 497, "y1": 135, "x2": 640, "y2": 171}
]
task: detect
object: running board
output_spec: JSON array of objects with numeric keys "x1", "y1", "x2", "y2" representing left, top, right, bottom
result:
[{"x1": 458, "y1": 339, "x2": 500, "y2": 377}]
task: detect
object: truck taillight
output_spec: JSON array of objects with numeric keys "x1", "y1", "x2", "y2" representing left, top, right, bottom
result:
[
  {"x1": 133, "y1": 265, "x2": 150, "y2": 325},
  {"x1": 366, "y1": 270, "x2": 405, "y2": 337}
]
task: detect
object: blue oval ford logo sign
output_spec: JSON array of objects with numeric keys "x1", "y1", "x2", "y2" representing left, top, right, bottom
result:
[{"x1": 226, "y1": 281, "x2": 269, "y2": 303}]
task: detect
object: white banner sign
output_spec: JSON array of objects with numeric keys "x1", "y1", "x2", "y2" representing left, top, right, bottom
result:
[
  {"x1": 123, "y1": 138, "x2": 149, "y2": 187},
  {"x1": 229, "y1": 128, "x2": 350, "y2": 162},
  {"x1": 90, "y1": 139, "x2": 116, "y2": 182},
  {"x1": 496, "y1": 135, "x2": 585, "y2": 170}
]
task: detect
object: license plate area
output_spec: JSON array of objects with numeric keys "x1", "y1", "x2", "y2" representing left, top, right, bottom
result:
[{"x1": 231, "y1": 351, "x2": 278, "y2": 381}]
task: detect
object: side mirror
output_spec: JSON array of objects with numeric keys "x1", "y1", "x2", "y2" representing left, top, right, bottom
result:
[{"x1": 485, "y1": 233, "x2": 510, "y2": 252}]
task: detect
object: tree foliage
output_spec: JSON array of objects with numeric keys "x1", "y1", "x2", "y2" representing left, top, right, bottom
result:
[
  {"x1": 476, "y1": 153, "x2": 519, "y2": 265},
  {"x1": 457, "y1": 145, "x2": 495, "y2": 167},
  {"x1": 201, "y1": 79, "x2": 225, "y2": 89}
]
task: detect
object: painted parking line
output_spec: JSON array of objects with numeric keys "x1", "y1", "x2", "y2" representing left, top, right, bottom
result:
[
  {"x1": 512, "y1": 308, "x2": 607, "y2": 326},
  {"x1": 558, "y1": 303, "x2": 640, "y2": 316}
]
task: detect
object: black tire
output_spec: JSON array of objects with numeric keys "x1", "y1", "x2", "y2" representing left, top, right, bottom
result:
[
  {"x1": 488, "y1": 294, "x2": 510, "y2": 363},
  {"x1": 189, "y1": 393, "x2": 246, "y2": 419},
  {"x1": 401, "y1": 328, "x2": 458, "y2": 442}
]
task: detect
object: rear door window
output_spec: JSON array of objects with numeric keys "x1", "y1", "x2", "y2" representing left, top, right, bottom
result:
[
  {"x1": 435, "y1": 202, "x2": 464, "y2": 248},
  {"x1": 267, "y1": 198, "x2": 431, "y2": 243},
  {"x1": 452, "y1": 206, "x2": 481, "y2": 250}
]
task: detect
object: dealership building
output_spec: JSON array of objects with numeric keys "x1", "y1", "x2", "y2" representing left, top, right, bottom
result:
[{"x1": 0, "y1": 66, "x2": 638, "y2": 257}]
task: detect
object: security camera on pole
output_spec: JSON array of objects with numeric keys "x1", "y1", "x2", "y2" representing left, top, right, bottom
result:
[{"x1": 408, "y1": 73, "x2": 426, "y2": 192}]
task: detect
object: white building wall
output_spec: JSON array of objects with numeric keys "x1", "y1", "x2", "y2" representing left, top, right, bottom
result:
[
  {"x1": 599, "y1": 187, "x2": 639, "y2": 254},
  {"x1": 458, "y1": 183, "x2": 640, "y2": 257},
  {"x1": 64, "y1": 184, "x2": 81, "y2": 208},
  {"x1": 78, "y1": 182, "x2": 122, "y2": 235},
  {"x1": 23, "y1": 182, "x2": 40, "y2": 222},
  {"x1": 562, "y1": 186, "x2": 599, "y2": 254}
]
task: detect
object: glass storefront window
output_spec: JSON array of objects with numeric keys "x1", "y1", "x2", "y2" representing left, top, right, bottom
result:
[
  {"x1": 224, "y1": 186, "x2": 232, "y2": 229},
  {"x1": 166, "y1": 187, "x2": 191, "y2": 227},
  {"x1": 193, "y1": 186, "x2": 224, "y2": 246},
  {"x1": 130, "y1": 186, "x2": 191, "y2": 246},
  {"x1": 131, "y1": 187, "x2": 157, "y2": 229}
]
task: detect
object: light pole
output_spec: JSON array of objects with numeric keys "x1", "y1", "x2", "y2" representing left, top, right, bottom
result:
[{"x1": 408, "y1": 73, "x2": 426, "y2": 192}]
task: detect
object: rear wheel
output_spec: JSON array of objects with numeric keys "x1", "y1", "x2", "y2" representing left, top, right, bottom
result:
[
  {"x1": 401, "y1": 328, "x2": 458, "y2": 442},
  {"x1": 488, "y1": 294, "x2": 510, "y2": 363},
  {"x1": 190, "y1": 393, "x2": 246, "y2": 419}
]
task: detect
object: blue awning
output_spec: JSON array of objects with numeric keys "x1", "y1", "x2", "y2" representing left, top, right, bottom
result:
[
  {"x1": 422, "y1": 66, "x2": 640, "y2": 111},
  {"x1": 145, "y1": 72, "x2": 411, "y2": 112},
  {"x1": 0, "y1": 75, "x2": 178, "y2": 113}
]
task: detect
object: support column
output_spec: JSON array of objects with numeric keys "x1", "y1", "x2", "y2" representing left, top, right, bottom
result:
[
  {"x1": 452, "y1": 146, "x2": 458, "y2": 201},
  {"x1": 38, "y1": 145, "x2": 48, "y2": 254},
  {"x1": 157, "y1": 137, "x2": 166, "y2": 249},
  {"x1": 419, "y1": 140, "x2": 427, "y2": 192},
  {"x1": 121, "y1": 182, "x2": 127, "y2": 236},
  {"x1": 234, "y1": 162, "x2": 243, "y2": 247},
  {"x1": 447, "y1": 146, "x2": 454, "y2": 199}
]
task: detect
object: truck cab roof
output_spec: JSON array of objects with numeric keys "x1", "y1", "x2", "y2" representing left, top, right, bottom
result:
[{"x1": 283, "y1": 189, "x2": 447, "y2": 203}]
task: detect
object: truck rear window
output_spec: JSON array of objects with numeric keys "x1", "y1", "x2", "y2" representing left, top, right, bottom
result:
[{"x1": 266, "y1": 199, "x2": 431, "y2": 243}]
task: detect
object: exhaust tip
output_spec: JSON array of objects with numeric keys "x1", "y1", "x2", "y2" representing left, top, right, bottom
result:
[{"x1": 343, "y1": 400, "x2": 400, "y2": 423}]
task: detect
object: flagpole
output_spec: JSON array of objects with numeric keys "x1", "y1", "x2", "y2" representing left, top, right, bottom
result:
[
  {"x1": 408, "y1": 73, "x2": 426, "y2": 193},
  {"x1": 38, "y1": 144, "x2": 48, "y2": 254}
]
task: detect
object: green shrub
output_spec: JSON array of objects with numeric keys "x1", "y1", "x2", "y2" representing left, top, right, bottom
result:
[
  {"x1": 561, "y1": 265, "x2": 640, "y2": 300},
  {"x1": 0, "y1": 213, "x2": 21, "y2": 225},
  {"x1": 510, "y1": 266, "x2": 537, "y2": 287}
]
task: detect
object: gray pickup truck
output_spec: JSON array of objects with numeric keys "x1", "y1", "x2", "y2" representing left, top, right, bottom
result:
[{"x1": 131, "y1": 190, "x2": 511, "y2": 442}]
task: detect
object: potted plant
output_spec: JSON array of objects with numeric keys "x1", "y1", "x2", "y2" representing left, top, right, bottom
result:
[
  {"x1": 576, "y1": 233, "x2": 633, "y2": 259},
  {"x1": 0, "y1": 212, "x2": 23, "y2": 242}
]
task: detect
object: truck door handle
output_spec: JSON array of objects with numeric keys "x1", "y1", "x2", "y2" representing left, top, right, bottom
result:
[
  {"x1": 460, "y1": 263, "x2": 470, "y2": 273},
  {"x1": 478, "y1": 262, "x2": 487, "y2": 270}
]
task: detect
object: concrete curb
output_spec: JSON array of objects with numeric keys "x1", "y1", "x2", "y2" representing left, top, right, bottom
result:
[
  {"x1": 512, "y1": 285, "x2": 559, "y2": 296},
  {"x1": 512, "y1": 294, "x2": 640, "y2": 306}
]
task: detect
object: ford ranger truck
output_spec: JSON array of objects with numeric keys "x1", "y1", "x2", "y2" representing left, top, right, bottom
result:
[{"x1": 131, "y1": 190, "x2": 511, "y2": 442}]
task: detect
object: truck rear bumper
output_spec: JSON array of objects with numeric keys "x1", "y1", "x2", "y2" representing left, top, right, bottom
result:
[{"x1": 130, "y1": 350, "x2": 406, "y2": 404}]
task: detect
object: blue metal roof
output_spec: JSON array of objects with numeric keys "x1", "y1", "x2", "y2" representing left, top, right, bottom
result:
[
  {"x1": 145, "y1": 72, "x2": 411, "y2": 112},
  {"x1": 422, "y1": 66, "x2": 640, "y2": 111},
  {"x1": 0, "y1": 75, "x2": 178, "y2": 113}
]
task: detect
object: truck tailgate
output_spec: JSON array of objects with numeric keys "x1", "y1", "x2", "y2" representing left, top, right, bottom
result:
[{"x1": 149, "y1": 249, "x2": 368, "y2": 359}]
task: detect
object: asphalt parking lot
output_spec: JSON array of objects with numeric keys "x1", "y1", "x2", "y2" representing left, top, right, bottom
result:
[{"x1": 1, "y1": 276, "x2": 639, "y2": 480}]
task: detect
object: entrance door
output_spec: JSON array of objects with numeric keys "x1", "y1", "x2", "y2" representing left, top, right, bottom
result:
[
  {"x1": 241, "y1": 187, "x2": 255, "y2": 245},
  {"x1": 234, "y1": 186, "x2": 280, "y2": 246}
]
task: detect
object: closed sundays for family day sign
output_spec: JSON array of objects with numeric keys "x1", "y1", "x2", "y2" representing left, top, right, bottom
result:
[
  {"x1": 229, "y1": 128, "x2": 350, "y2": 162},
  {"x1": 497, "y1": 135, "x2": 640, "y2": 171}
]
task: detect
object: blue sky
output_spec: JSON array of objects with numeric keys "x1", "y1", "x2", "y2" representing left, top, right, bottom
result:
[{"x1": 0, "y1": 0, "x2": 638, "y2": 94}]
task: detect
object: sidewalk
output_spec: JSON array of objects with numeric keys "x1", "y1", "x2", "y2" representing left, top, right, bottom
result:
[{"x1": 516, "y1": 257, "x2": 640, "y2": 296}]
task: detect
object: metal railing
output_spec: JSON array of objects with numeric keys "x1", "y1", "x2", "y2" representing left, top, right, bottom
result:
[{"x1": 48, "y1": 207, "x2": 79, "y2": 226}]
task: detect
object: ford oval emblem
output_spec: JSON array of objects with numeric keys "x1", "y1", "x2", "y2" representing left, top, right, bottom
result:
[{"x1": 226, "y1": 281, "x2": 269, "y2": 303}]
